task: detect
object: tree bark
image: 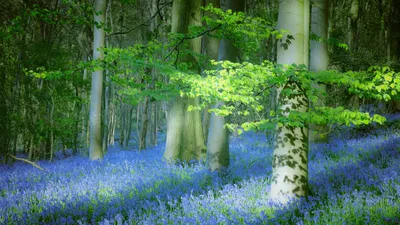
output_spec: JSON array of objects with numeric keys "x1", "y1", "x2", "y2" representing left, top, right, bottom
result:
[
  {"x1": 89, "y1": 0, "x2": 106, "y2": 160},
  {"x1": 164, "y1": 0, "x2": 206, "y2": 163},
  {"x1": 270, "y1": 0, "x2": 310, "y2": 205}
]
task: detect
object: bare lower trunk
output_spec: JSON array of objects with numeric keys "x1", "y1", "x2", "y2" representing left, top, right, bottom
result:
[
  {"x1": 206, "y1": 101, "x2": 229, "y2": 171},
  {"x1": 164, "y1": 97, "x2": 206, "y2": 162}
]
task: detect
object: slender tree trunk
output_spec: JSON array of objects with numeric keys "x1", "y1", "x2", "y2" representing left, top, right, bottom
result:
[
  {"x1": 202, "y1": 0, "x2": 221, "y2": 144},
  {"x1": 28, "y1": 134, "x2": 33, "y2": 161},
  {"x1": 109, "y1": 100, "x2": 116, "y2": 146},
  {"x1": 348, "y1": 0, "x2": 359, "y2": 52},
  {"x1": 119, "y1": 99, "x2": 125, "y2": 147},
  {"x1": 124, "y1": 106, "x2": 133, "y2": 149},
  {"x1": 89, "y1": 0, "x2": 106, "y2": 160},
  {"x1": 139, "y1": 97, "x2": 149, "y2": 150},
  {"x1": 270, "y1": 0, "x2": 310, "y2": 205},
  {"x1": 206, "y1": 0, "x2": 245, "y2": 171},
  {"x1": 49, "y1": 92, "x2": 55, "y2": 161},
  {"x1": 152, "y1": 101, "x2": 157, "y2": 146},
  {"x1": 102, "y1": 72, "x2": 110, "y2": 153},
  {"x1": 309, "y1": 0, "x2": 329, "y2": 143},
  {"x1": 164, "y1": 0, "x2": 207, "y2": 162}
]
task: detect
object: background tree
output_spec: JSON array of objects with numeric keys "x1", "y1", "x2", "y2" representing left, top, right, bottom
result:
[
  {"x1": 206, "y1": 0, "x2": 245, "y2": 171},
  {"x1": 309, "y1": 0, "x2": 329, "y2": 143},
  {"x1": 89, "y1": 0, "x2": 107, "y2": 160},
  {"x1": 202, "y1": 0, "x2": 220, "y2": 144}
]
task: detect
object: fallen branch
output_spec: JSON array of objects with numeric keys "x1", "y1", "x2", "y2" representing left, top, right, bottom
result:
[{"x1": 7, "y1": 154, "x2": 49, "y2": 172}]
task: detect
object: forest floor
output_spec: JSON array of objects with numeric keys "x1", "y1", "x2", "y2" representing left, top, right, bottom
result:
[{"x1": 1, "y1": 125, "x2": 400, "y2": 224}]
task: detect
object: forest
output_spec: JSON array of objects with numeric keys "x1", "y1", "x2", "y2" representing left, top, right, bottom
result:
[{"x1": 1, "y1": 0, "x2": 400, "y2": 224}]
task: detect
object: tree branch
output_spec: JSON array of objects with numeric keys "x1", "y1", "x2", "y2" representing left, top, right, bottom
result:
[
  {"x1": 106, "y1": 1, "x2": 172, "y2": 37},
  {"x1": 164, "y1": 24, "x2": 222, "y2": 62}
]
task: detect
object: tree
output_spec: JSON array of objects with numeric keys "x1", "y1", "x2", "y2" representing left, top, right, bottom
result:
[
  {"x1": 89, "y1": 0, "x2": 106, "y2": 160},
  {"x1": 309, "y1": 0, "x2": 329, "y2": 143},
  {"x1": 202, "y1": 0, "x2": 220, "y2": 144},
  {"x1": 269, "y1": 0, "x2": 310, "y2": 204},
  {"x1": 206, "y1": 0, "x2": 245, "y2": 171},
  {"x1": 163, "y1": 0, "x2": 207, "y2": 162}
]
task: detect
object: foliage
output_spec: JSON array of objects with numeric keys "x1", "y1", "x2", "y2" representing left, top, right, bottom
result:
[
  {"x1": 172, "y1": 61, "x2": 394, "y2": 133},
  {"x1": 101, "y1": 4, "x2": 397, "y2": 136}
]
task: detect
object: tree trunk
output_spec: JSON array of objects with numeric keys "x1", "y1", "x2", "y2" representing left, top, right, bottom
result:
[
  {"x1": 202, "y1": 0, "x2": 221, "y2": 144},
  {"x1": 152, "y1": 101, "x2": 157, "y2": 146},
  {"x1": 124, "y1": 106, "x2": 133, "y2": 149},
  {"x1": 102, "y1": 72, "x2": 110, "y2": 153},
  {"x1": 89, "y1": 0, "x2": 106, "y2": 160},
  {"x1": 309, "y1": 0, "x2": 329, "y2": 143},
  {"x1": 165, "y1": 96, "x2": 206, "y2": 161},
  {"x1": 270, "y1": 0, "x2": 310, "y2": 205},
  {"x1": 139, "y1": 97, "x2": 149, "y2": 150},
  {"x1": 49, "y1": 93, "x2": 55, "y2": 161},
  {"x1": 164, "y1": 0, "x2": 206, "y2": 162},
  {"x1": 348, "y1": 0, "x2": 359, "y2": 52},
  {"x1": 206, "y1": 0, "x2": 244, "y2": 171}
]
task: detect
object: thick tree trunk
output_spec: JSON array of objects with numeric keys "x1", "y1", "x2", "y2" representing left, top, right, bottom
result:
[
  {"x1": 270, "y1": 0, "x2": 310, "y2": 205},
  {"x1": 309, "y1": 0, "x2": 329, "y2": 143},
  {"x1": 165, "y1": 97, "x2": 206, "y2": 161},
  {"x1": 89, "y1": 0, "x2": 106, "y2": 160},
  {"x1": 164, "y1": 0, "x2": 206, "y2": 162}
]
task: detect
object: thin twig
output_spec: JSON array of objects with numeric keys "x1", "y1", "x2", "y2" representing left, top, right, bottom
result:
[
  {"x1": 106, "y1": 1, "x2": 172, "y2": 36},
  {"x1": 164, "y1": 24, "x2": 222, "y2": 62}
]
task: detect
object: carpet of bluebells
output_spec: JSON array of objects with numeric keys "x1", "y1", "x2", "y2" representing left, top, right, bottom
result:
[{"x1": 1, "y1": 123, "x2": 400, "y2": 224}]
